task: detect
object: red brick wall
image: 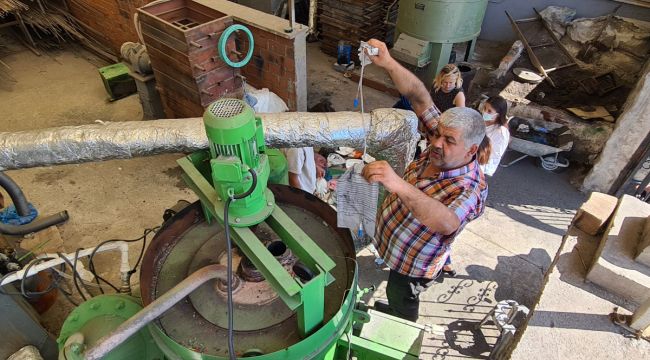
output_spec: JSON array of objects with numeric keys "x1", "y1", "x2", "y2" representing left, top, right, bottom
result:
[
  {"x1": 67, "y1": 0, "x2": 149, "y2": 53},
  {"x1": 239, "y1": 26, "x2": 297, "y2": 110}
]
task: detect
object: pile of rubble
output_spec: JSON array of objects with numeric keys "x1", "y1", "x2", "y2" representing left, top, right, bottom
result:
[{"x1": 540, "y1": 5, "x2": 650, "y2": 84}]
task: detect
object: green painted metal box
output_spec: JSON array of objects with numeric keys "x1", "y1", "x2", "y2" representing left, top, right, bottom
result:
[
  {"x1": 267, "y1": 149, "x2": 289, "y2": 186},
  {"x1": 98, "y1": 63, "x2": 137, "y2": 101}
]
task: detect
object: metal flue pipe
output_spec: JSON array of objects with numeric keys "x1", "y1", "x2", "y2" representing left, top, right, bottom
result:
[{"x1": 0, "y1": 109, "x2": 418, "y2": 174}]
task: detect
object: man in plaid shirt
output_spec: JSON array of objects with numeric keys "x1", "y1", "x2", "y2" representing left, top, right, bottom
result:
[{"x1": 361, "y1": 39, "x2": 489, "y2": 321}]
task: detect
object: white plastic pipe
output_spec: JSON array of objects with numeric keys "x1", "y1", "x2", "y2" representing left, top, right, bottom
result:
[{"x1": 0, "y1": 242, "x2": 130, "y2": 286}]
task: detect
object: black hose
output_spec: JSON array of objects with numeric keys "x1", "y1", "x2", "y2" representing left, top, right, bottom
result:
[
  {"x1": 0, "y1": 211, "x2": 69, "y2": 236},
  {"x1": 224, "y1": 168, "x2": 257, "y2": 360},
  {"x1": 0, "y1": 171, "x2": 30, "y2": 216}
]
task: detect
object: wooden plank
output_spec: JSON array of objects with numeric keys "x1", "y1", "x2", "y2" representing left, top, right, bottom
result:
[
  {"x1": 138, "y1": 9, "x2": 186, "y2": 43},
  {"x1": 183, "y1": 16, "x2": 231, "y2": 42},
  {"x1": 146, "y1": 45, "x2": 192, "y2": 76},
  {"x1": 505, "y1": 11, "x2": 555, "y2": 88},
  {"x1": 545, "y1": 62, "x2": 577, "y2": 73},
  {"x1": 144, "y1": 31, "x2": 228, "y2": 74},
  {"x1": 155, "y1": 70, "x2": 202, "y2": 104},
  {"x1": 347, "y1": 72, "x2": 400, "y2": 97},
  {"x1": 196, "y1": 66, "x2": 237, "y2": 89},
  {"x1": 530, "y1": 42, "x2": 555, "y2": 48},
  {"x1": 200, "y1": 77, "x2": 240, "y2": 107},
  {"x1": 157, "y1": 86, "x2": 204, "y2": 118},
  {"x1": 140, "y1": 0, "x2": 185, "y2": 17},
  {"x1": 141, "y1": 21, "x2": 189, "y2": 53}
]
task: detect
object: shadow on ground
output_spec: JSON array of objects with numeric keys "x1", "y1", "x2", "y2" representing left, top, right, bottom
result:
[
  {"x1": 556, "y1": 229, "x2": 639, "y2": 312},
  {"x1": 488, "y1": 154, "x2": 585, "y2": 236},
  {"x1": 464, "y1": 248, "x2": 551, "y2": 309}
]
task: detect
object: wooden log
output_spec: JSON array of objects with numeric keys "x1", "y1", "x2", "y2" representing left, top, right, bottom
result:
[{"x1": 491, "y1": 40, "x2": 524, "y2": 79}]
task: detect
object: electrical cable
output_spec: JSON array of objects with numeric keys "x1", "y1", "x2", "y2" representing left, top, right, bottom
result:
[
  {"x1": 224, "y1": 168, "x2": 257, "y2": 360},
  {"x1": 73, "y1": 248, "x2": 93, "y2": 299},
  {"x1": 1, "y1": 226, "x2": 158, "y2": 301},
  {"x1": 58, "y1": 251, "x2": 87, "y2": 301},
  {"x1": 20, "y1": 257, "x2": 57, "y2": 298},
  {"x1": 356, "y1": 43, "x2": 377, "y2": 157},
  {"x1": 87, "y1": 227, "x2": 159, "y2": 293},
  {"x1": 55, "y1": 265, "x2": 79, "y2": 307},
  {"x1": 1, "y1": 258, "x2": 63, "y2": 298}
]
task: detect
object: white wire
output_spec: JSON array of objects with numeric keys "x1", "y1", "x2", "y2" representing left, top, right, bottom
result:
[
  {"x1": 359, "y1": 63, "x2": 368, "y2": 155},
  {"x1": 356, "y1": 51, "x2": 370, "y2": 156}
]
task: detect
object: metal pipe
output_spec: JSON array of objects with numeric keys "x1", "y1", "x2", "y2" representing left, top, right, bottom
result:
[
  {"x1": 285, "y1": 0, "x2": 295, "y2": 33},
  {"x1": 83, "y1": 264, "x2": 227, "y2": 360},
  {"x1": 0, "y1": 210, "x2": 69, "y2": 236},
  {"x1": 307, "y1": 0, "x2": 317, "y2": 35},
  {"x1": 0, "y1": 109, "x2": 418, "y2": 175},
  {"x1": 0, "y1": 171, "x2": 30, "y2": 216}
]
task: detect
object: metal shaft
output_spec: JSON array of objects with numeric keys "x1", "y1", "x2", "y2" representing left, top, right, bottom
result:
[{"x1": 83, "y1": 264, "x2": 227, "y2": 360}]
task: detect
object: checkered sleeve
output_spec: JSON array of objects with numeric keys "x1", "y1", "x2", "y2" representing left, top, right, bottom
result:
[
  {"x1": 418, "y1": 105, "x2": 441, "y2": 135},
  {"x1": 447, "y1": 186, "x2": 485, "y2": 226}
]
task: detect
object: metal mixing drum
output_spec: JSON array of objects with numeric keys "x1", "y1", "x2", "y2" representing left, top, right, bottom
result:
[{"x1": 139, "y1": 185, "x2": 357, "y2": 358}]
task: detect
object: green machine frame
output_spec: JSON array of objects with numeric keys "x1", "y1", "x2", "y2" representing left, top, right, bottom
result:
[{"x1": 180, "y1": 98, "x2": 337, "y2": 336}]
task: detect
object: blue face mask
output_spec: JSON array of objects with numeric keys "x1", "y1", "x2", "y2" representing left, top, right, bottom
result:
[{"x1": 482, "y1": 112, "x2": 496, "y2": 122}]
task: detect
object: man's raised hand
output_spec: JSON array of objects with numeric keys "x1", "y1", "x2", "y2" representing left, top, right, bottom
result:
[
  {"x1": 366, "y1": 39, "x2": 394, "y2": 69},
  {"x1": 362, "y1": 161, "x2": 405, "y2": 194}
]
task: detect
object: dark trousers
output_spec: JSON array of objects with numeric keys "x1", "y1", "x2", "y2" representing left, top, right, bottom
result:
[{"x1": 386, "y1": 269, "x2": 437, "y2": 322}]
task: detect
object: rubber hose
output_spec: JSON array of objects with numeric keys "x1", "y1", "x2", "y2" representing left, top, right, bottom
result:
[
  {"x1": 0, "y1": 211, "x2": 69, "y2": 236},
  {"x1": 0, "y1": 171, "x2": 30, "y2": 216},
  {"x1": 218, "y1": 24, "x2": 254, "y2": 68}
]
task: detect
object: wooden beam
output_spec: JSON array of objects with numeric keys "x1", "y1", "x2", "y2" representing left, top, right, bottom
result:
[
  {"x1": 505, "y1": 11, "x2": 555, "y2": 88},
  {"x1": 613, "y1": 0, "x2": 650, "y2": 9},
  {"x1": 346, "y1": 72, "x2": 400, "y2": 97}
]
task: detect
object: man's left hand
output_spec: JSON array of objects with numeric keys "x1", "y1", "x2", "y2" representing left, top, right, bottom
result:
[{"x1": 362, "y1": 161, "x2": 405, "y2": 193}]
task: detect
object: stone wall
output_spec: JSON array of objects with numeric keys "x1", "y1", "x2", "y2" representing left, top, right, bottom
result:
[{"x1": 582, "y1": 60, "x2": 650, "y2": 193}]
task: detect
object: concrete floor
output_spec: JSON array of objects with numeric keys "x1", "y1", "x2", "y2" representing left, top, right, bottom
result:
[{"x1": 2, "y1": 32, "x2": 628, "y2": 359}]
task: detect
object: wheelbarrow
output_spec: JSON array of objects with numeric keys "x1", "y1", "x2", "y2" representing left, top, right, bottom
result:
[{"x1": 501, "y1": 117, "x2": 573, "y2": 171}]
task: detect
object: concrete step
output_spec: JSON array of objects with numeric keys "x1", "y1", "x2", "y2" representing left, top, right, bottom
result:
[
  {"x1": 586, "y1": 195, "x2": 650, "y2": 305},
  {"x1": 635, "y1": 216, "x2": 650, "y2": 267}
]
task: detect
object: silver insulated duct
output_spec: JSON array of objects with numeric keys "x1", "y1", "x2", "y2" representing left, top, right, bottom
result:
[{"x1": 0, "y1": 109, "x2": 418, "y2": 174}]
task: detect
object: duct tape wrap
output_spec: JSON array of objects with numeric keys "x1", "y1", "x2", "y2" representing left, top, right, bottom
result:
[{"x1": 0, "y1": 109, "x2": 418, "y2": 174}]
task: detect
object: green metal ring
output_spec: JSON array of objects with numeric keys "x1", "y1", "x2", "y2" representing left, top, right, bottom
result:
[{"x1": 219, "y1": 24, "x2": 254, "y2": 68}]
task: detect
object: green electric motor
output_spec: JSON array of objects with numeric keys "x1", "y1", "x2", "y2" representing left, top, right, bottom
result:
[{"x1": 203, "y1": 98, "x2": 274, "y2": 226}]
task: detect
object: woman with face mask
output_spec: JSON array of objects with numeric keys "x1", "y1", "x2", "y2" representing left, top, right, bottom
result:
[{"x1": 479, "y1": 96, "x2": 510, "y2": 176}]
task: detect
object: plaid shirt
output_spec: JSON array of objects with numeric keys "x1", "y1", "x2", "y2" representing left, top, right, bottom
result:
[{"x1": 373, "y1": 105, "x2": 488, "y2": 279}]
